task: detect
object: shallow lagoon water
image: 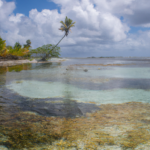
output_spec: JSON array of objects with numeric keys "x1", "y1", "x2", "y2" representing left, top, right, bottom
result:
[
  {"x1": 1, "y1": 58, "x2": 150, "y2": 149},
  {"x1": 6, "y1": 80, "x2": 150, "y2": 104},
  {"x1": 4, "y1": 58, "x2": 150, "y2": 105},
  {"x1": 1, "y1": 57, "x2": 150, "y2": 114}
]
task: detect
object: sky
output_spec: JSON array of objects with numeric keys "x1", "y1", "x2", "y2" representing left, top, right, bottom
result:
[{"x1": 0, "y1": 0, "x2": 150, "y2": 57}]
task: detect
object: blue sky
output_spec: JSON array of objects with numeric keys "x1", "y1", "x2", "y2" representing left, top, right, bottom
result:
[
  {"x1": 1, "y1": 0, "x2": 150, "y2": 57},
  {"x1": 120, "y1": 16, "x2": 150, "y2": 34},
  {"x1": 129, "y1": 26, "x2": 150, "y2": 33},
  {"x1": 6, "y1": 0, "x2": 61, "y2": 16}
]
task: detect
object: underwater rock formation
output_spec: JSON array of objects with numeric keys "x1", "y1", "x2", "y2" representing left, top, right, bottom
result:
[{"x1": 20, "y1": 99, "x2": 100, "y2": 117}]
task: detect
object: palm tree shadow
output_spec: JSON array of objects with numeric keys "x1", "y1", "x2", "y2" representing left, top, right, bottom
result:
[{"x1": 62, "y1": 71, "x2": 83, "y2": 118}]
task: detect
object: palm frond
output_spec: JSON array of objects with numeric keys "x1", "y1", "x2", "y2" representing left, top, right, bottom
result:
[
  {"x1": 59, "y1": 27, "x2": 65, "y2": 31},
  {"x1": 60, "y1": 21, "x2": 67, "y2": 28},
  {"x1": 59, "y1": 16, "x2": 75, "y2": 36}
]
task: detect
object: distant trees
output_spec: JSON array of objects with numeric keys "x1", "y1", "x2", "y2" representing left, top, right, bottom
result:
[{"x1": 40, "y1": 16, "x2": 76, "y2": 61}]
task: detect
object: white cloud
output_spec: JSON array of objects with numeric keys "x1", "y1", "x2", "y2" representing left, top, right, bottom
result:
[
  {"x1": 9, "y1": 13, "x2": 24, "y2": 23},
  {"x1": 0, "y1": 0, "x2": 3, "y2": 7},
  {"x1": 93, "y1": 0, "x2": 150, "y2": 27},
  {"x1": 0, "y1": 0, "x2": 150, "y2": 57}
]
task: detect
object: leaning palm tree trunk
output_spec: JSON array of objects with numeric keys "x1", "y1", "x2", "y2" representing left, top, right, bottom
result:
[
  {"x1": 40, "y1": 34, "x2": 66, "y2": 61},
  {"x1": 39, "y1": 16, "x2": 75, "y2": 61}
]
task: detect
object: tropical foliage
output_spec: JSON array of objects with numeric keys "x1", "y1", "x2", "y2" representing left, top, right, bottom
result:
[
  {"x1": 0, "y1": 37, "x2": 7, "y2": 57},
  {"x1": 30, "y1": 44, "x2": 60, "y2": 59},
  {"x1": 0, "y1": 37, "x2": 31, "y2": 58},
  {"x1": 59, "y1": 16, "x2": 76, "y2": 36},
  {"x1": 41, "y1": 16, "x2": 75, "y2": 61},
  {"x1": 0, "y1": 17, "x2": 75, "y2": 60},
  {"x1": 24, "y1": 39, "x2": 31, "y2": 48}
]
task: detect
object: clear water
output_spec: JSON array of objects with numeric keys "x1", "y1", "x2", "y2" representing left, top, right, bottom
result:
[
  {"x1": 6, "y1": 80, "x2": 150, "y2": 104},
  {"x1": 4, "y1": 58, "x2": 150, "y2": 105},
  {"x1": 1, "y1": 58, "x2": 150, "y2": 150}
]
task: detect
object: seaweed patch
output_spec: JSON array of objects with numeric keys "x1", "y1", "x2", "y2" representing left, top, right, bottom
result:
[{"x1": 1, "y1": 102, "x2": 150, "y2": 149}]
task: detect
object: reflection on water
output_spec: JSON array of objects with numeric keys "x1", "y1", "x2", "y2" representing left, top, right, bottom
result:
[{"x1": 1, "y1": 58, "x2": 150, "y2": 149}]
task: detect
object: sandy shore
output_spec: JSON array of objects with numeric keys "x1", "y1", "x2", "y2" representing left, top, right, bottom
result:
[{"x1": 0, "y1": 58, "x2": 67, "y2": 67}]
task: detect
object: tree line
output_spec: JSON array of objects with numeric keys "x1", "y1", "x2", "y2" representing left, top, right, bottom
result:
[{"x1": 0, "y1": 38, "x2": 31, "y2": 59}]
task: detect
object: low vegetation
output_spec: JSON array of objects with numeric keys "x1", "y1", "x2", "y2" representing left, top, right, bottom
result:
[{"x1": 0, "y1": 37, "x2": 61, "y2": 61}]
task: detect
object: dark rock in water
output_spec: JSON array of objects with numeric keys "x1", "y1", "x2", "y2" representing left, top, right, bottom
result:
[
  {"x1": 20, "y1": 98, "x2": 100, "y2": 118},
  {"x1": 1, "y1": 84, "x2": 99, "y2": 118},
  {"x1": 84, "y1": 69, "x2": 88, "y2": 72}
]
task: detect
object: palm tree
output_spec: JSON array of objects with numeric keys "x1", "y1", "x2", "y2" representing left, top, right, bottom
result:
[{"x1": 40, "y1": 16, "x2": 75, "y2": 61}]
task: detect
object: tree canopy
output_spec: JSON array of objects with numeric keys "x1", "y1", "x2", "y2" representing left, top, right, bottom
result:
[
  {"x1": 24, "y1": 40, "x2": 31, "y2": 48},
  {"x1": 30, "y1": 44, "x2": 60, "y2": 59},
  {"x1": 59, "y1": 16, "x2": 76, "y2": 36},
  {"x1": 0, "y1": 37, "x2": 31, "y2": 58}
]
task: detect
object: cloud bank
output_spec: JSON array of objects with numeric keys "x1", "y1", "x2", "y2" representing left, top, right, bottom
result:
[{"x1": 0, "y1": 0, "x2": 150, "y2": 57}]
